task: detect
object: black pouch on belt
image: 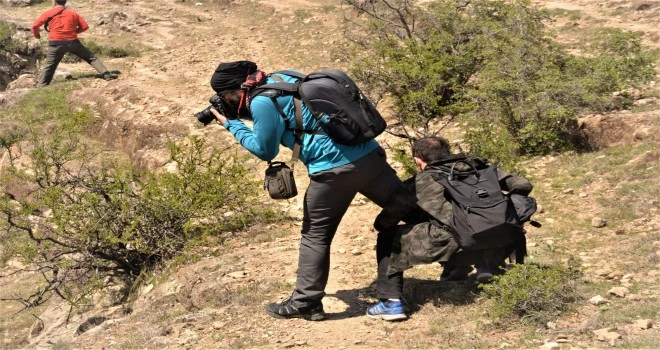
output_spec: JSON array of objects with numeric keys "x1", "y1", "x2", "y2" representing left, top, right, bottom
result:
[{"x1": 264, "y1": 161, "x2": 297, "y2": 199}]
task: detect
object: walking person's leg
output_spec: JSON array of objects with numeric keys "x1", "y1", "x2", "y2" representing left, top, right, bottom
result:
[
  {"x1": 297, "y1": 178, "x2": 356, "y2": 301},
  {"x1": 70, "y1": 40, "x2": 114, "y2": 79},
  {"x1": 38, "y1": 45, "x2": 67, "y2": 86},
  {"x1": 291, "y1": 150, "x2": 400, "y2": 309}
]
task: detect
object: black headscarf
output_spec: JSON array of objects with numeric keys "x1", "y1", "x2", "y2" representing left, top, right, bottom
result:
[{"x1": 210, "y1": 61, "x2": 258, "y2": 94}]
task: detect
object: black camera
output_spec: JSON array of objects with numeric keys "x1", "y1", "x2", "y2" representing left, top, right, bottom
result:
[{"x1": 194, "y1": 94, "x2": 226, "y2": 126}]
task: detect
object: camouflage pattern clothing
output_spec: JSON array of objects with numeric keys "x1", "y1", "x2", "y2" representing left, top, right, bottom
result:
[
  {"x1": 375, "y1": 170, "x2": 458, "y2": 275},
  {"x1": 375, "y1": 155, "x2": 533, "y2": 275}
]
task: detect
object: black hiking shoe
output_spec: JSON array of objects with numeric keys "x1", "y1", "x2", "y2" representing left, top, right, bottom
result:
[
  {"x1": 440, "y1": 265, "x2": 473, "y2": 281},
  {"x1": 101, "y1": 72, "x2": 117, "y2": 81},
  {"x1": 265, "y1": 297, "x2": 326, "y2": 321},
  {"x1": 476, "y1": 267, "x2": 494, "y2": 283}
]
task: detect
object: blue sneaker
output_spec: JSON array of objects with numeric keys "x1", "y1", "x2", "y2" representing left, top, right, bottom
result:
[{"x1": 366, "y1": 300, "x2": 408, "y2": 321}]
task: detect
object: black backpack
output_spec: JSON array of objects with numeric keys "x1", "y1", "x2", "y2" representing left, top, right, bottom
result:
[
  {"x1": 428, "y1": 158, "x2": 524, "y2": 251},
  {"x1": 250, "y1": 70, "x2": 386, "y2": 146},
  {"x1": 509, "y1": 193, "x2": 539, "y2": 226}
]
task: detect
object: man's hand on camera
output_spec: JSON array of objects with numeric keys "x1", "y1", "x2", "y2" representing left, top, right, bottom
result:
[{"x1": 210, "y1": 108, "x2": 228, "y2": 126}]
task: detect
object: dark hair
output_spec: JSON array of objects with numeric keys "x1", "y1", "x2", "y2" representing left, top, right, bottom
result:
[
  {"x1": 412, "y1": 136, "x2": 451, "y2": 163},
  {"x1": 55, "y1": 0, "x2": 67, "y2": 5}
]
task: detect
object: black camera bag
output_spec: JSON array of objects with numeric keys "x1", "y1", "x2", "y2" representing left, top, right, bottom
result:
[{"x1": 264, "y1": 162, "x2": 297, "y2": 199}]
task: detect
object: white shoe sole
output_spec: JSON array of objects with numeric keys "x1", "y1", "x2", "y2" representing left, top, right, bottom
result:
[{"x1": 366, "y1": 312, "x2": 408, "y2": 321}]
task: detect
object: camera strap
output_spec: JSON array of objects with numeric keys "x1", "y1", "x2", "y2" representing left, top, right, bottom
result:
[
  {"x1": 269, "y1": 75, "x2": 303, "y2": 168},
  {"x1": 239, "y1": 70, "x2": 268, "y2": 112},
  {"x1": 260, "y1": 77, "x2": 304, "y2": 200}
]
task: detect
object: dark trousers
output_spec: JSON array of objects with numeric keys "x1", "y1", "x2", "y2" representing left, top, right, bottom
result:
[
  {"x1": 290, "y1": 148, "x2": 402, "y2": 308},
  {"x1": 39, "y1": 40, "x2": 108, "y2": 86},
  {"x1": 376, "y1": 228, "x2": 403, "y2": 300}
]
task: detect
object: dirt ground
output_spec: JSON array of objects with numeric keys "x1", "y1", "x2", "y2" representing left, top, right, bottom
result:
[{"x1": 0, "y1": 0, "x2": 658, "y2": 349}]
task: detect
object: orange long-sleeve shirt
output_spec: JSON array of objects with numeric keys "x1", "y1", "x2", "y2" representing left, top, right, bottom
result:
[{"x1": 32, "y1": 5, "x2": 89, "y2": 41}]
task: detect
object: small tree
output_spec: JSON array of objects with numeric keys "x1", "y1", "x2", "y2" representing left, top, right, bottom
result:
[
  {"x1": 0, "y1": 118, "x2": 268, "y2": 308},
  {"x1": 342, "y1": 0, "x2": 657, "y2": 166}
]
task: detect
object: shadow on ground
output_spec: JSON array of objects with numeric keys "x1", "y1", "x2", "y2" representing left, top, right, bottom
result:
[{"x1": 328, "y1": 277, "x2": 480, "y2": 320}]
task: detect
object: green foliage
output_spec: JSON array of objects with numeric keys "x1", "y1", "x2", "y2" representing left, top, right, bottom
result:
[
  {"x1": 0, "y1": 20, "x2": 13, "y2": 50},
  {"x1": 480, "y1": 262, "x2": 583, "y2": 325},
  {"x1": 0, "y1": 90, "x2": 278, "y2": 308},
  {"x1": 2, "y1": 82, "x2": 80, "y2": 125},
  {"x1": 82, "y1": 39, "x2": 139, "y2": 58},
  {"x1": 391, "y1": 141, "x2": 417, "y2": 179},
  {"x1": 542, "y1": 28, "x2": 659, "y2": 114},
  {"x1": 342, "y1": 0, "x2": 657, "y2": 162},
  {"x1": 0, "y1": 20, "x2": 19, "y2": 58},
  {"x1": 463, "y1": 119, "x2": 522, "y2": 171}
]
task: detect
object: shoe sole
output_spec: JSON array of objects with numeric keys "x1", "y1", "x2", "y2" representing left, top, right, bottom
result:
[
  {"x1": 366, "y1": 312, "x2": 408, "y2": 321},
  {"x1": 265, "y1": 309, "x2": 326, "y2": 321}
]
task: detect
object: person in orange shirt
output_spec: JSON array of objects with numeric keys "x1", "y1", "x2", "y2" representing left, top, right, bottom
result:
[{"x1": 32, "y1": 0, "x2": 116, "y2": 86}]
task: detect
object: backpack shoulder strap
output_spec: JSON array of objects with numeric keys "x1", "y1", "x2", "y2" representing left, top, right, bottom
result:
[
  {"x1": 250, "y1": 74, "x2": 327, "y2": 139},
  {"x1": 250, "y1": 82, "x2": 298, "y2": 100},
  {"x1": 272, "y1": 70, "x2": 306, "y2": 80},
  {"x1": 44, "y1": 7, "x2": 66, "y2": 32},
  {"x1": 257, "y1": 75, "x2": 303, "y2": 165},
  {"x1": 249, "y1": 70, "x2": 306, "y2": 96},
  {"x1": 249, "y1": 71, "x2": 301, "y2": 100}
]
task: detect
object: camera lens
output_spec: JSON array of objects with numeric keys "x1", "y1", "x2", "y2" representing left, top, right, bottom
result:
[{"x1": 194, "y1": 106, "x2": 216, "y2": 126}]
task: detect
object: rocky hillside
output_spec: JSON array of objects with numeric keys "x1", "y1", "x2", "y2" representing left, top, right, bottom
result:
[{"x1": 0, "y1": 0, "x2": 658, "y2": 349}]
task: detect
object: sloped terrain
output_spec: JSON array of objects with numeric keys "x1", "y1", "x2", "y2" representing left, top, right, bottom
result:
[{"x1": 0, "y1": 0, "x2": 658, "y2": 349}]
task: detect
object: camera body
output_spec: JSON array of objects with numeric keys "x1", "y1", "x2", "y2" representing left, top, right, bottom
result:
[{"x1": 195, "y1": 94, "x2": 229, "y2": 125}]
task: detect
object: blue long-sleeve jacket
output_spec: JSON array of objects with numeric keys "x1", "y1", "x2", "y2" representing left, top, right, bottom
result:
[{"x1": 223, "y1": 72, "x2": 379, "y2": 174}]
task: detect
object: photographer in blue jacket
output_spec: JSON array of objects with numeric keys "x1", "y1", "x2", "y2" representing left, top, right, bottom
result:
[{"x1": 200, "y1": 61, "x2": 405, "y2": 321}]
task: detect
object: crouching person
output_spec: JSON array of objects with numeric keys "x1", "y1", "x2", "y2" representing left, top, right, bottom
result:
[
  {"x1": 372, "y1": 136, "x2": 533, "y2": 314},
  {"x1": 372, "y1": 136, "x2": 461, "y2": 313}
]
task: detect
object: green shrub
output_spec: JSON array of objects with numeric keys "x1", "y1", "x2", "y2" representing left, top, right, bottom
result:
[
  {"x1": 463, "y1": 119, "x2": 523, "y2": 171},
  {"x1": 391, "y1": 140, "x2": 417, "y2": 179},
  {"x1": 1, "y1": 131, "x2": 269, "y2": 306},
  {"x1": 0, "y1": 90, "x2": 279, "y2": 309},
  {"x1": 82, "y1": 39, "x2": 139, "y2": 58},
  {"x1": 0, "y1": 20, "x2": 12, "y2": 47},
  {"x1": 1, "y1": 20, "x2": 18, "y2": 62},
  {"x1": 480, "y1": 262, "x2": 583, "y2": 325},
  {"x1": 342, "y1": 0, "x2": 657, "y2": 163}
]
